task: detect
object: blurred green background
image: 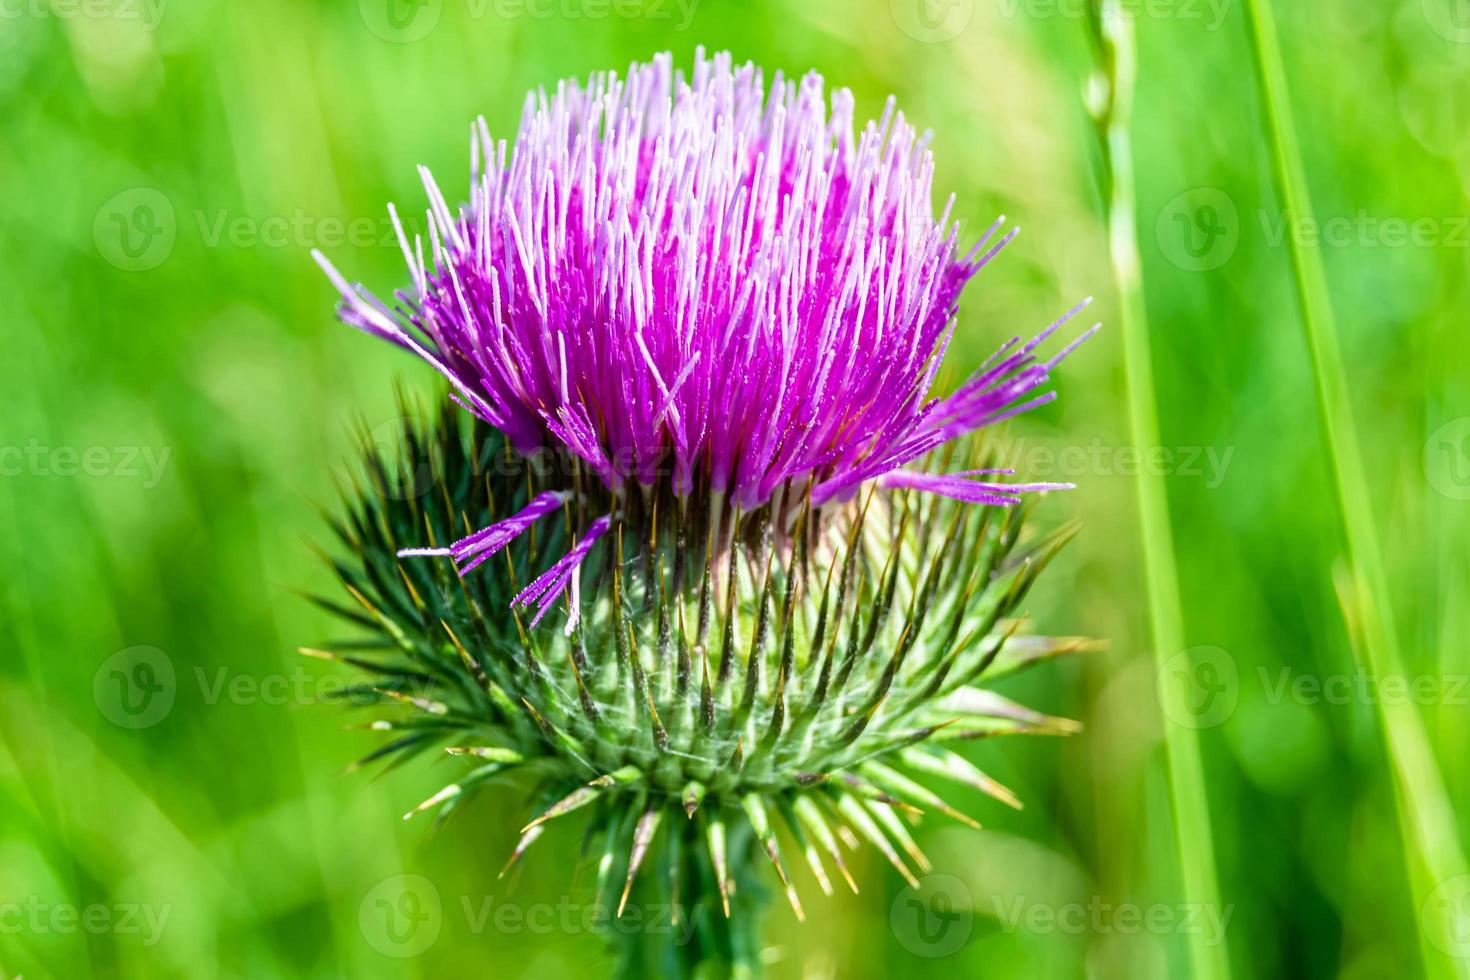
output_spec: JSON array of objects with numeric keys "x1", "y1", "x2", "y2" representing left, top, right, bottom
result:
[{"x1": 2, "y1": 0, "x2": 1468, "y2": 976}]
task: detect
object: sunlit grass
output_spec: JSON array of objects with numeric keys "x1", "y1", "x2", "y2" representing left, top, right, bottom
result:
[
  {"x1": 1091, "y1": 5, "x2": 1230, "y2": 979},
  {"x1": 1244, "y1": 2, "x2": 1469, "y2": 978}
]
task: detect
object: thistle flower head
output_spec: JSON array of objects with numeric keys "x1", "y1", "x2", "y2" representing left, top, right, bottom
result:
[
  {"x1": 310, "y1": 50, "x2": 1095, "y2": 973},
  {"x1": 316, "y1": 50, "x2": 1092, "y2": 617}
]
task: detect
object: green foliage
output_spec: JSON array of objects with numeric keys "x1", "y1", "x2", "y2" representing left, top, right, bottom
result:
[{"x1": 4, "y1": 2, "x2": 1465, "y2": 977}]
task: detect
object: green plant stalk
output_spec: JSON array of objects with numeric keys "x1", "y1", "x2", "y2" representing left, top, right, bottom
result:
[
  {"x1": 612, "y1": 818, "x2": 766, "y2": 980},
  {"x1": 1093, "y1": 7, "x2": 1231, "y2": 980},
  {"x1": 1242, "y1": 2, "x2": 1469, "y2": 977}
]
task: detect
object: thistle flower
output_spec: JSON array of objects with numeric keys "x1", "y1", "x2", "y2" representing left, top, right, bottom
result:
[{"x1": 310, "y1": 50, "x2": 1095, "y2": 977}]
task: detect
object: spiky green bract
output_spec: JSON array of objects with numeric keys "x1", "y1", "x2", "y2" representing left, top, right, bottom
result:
[{"x1": 309, "y1": 397, "x2": 1091, "y2": 977}]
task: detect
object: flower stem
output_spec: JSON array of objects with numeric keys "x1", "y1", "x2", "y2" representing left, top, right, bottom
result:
[{"x1": 612, "y1": 817, "x2": 768, "y2": 980}]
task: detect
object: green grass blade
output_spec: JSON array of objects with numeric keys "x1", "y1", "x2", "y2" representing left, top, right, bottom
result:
[
  {"x1": 1242, "y1": 3, "x2": 1470, "y2": 977},
  {"x1": 1093, "y1": 6, "x2": 1230, "y2": 980}
]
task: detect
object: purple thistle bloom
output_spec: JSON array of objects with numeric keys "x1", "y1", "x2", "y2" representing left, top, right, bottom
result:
[
  {"x1": 310, "y1": 56, "x2": 1100, "y2": 948},
  {"x1": 315, "y1": 49, "x2": 1093, "y2": 615}
]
